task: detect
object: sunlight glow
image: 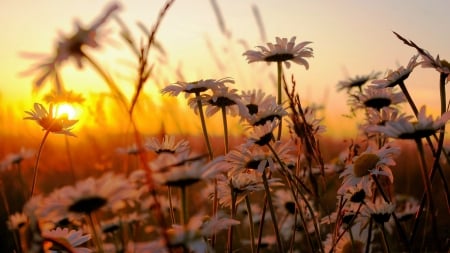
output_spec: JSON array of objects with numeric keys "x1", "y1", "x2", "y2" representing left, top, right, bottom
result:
[{"x1": 54, "y1": 103, "x2": 78, "y2": 120}]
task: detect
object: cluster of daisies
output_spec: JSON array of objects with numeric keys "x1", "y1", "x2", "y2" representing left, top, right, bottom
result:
[{"x1": 2, "y1": 2, "x2": 450, "y2": 253}]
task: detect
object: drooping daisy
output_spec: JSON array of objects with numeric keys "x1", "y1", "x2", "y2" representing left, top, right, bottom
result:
[
  {"x1": 338, "y1": 144, "x2": 400, "y2": 196},
  {"x1": 243, "y1": 36, "x2": 313, "y2": 69},
  {"x1": 146, "y1": 134, "x2": 190, "y2": 155},
  {"x1": 161, "y1": 78, "x2": 233, "y2": 98},
  {"x1": 24, "y1": 103, "x2": 78, "y2": 136},
  {"x1": 189, "y1": 86, "x2": 248, "y2": 117},
  {"x1": 43, "y1": 227, "x2": 92, "y2": 253},
  {"x1": 337, "y1": 72, "x2": 380, "y2": 92},
  {"x1": 368, "y1": 105, "x2": 450, "y2": 139},
  {"x1": 246, "y1": 119, "x2": 278, "y2": 146},
  {"x1": 0, "y1": 147, "x2": 35, "y2": 170},
  {"x1": 372, "y1": 54, "x2": 420, "y2": 88},
  {"x1": 149, "y1": 153, "x2": 223, "y2": 187},
  {"x1": 22, "y1": 3, "x2": 121, "y2": 91},
  {"x1": 362, "y1": 198, "x2": 396, "y2": 225},
  {"x1": 350, "y1": 86, "x2": 406, "y2": 111},
  {"x1": 240, "y1": 89, "x2": 277, "y2": 116}
]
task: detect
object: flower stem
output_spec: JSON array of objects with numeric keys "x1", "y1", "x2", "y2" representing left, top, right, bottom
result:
[
  {"x1": 245, "y1": 195, "x2": 255, "y2": 253},
  {"x1": 380, "y1": 223, "x2": 391, "y2": 253},
  {"x1": 87, "y1": 212, "x2": 104, "y2": 253},
  {"x1": 261, "y1": 169, "x2": 284, "y2": 253},
  {"x1": 195, "y1": 93, "x2": 213, "y2": 159},
  {"x1": 276, "y1": 61, "x2": 283, "y2": 140},
  {"x1": 29, "y1": 129, "x2": 51, "y2": 198},
  {"x1": 168, "y1": 186, "x2": 176, "y2": 225},
  {"x1": 227, "y1": 186, "x2": 237, "y2": 253},
  {"x1": 398, "y1": 81, "x2": 419, "y2": 116},
  {"x1": 221, "y1": 106, "x2": 229, "y2": 154},
  {"x1": 180, "y1": 185, "x2": 188, "y2": 225}
]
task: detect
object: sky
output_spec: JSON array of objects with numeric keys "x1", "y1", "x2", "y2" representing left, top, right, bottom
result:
[{"x1": 1, "y1": 0, "x2": 450, "y2": 137}]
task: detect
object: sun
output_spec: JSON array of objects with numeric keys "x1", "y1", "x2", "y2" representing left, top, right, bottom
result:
[{"x1": 54, "y1": 103, "x2": 78, "y2": 120}]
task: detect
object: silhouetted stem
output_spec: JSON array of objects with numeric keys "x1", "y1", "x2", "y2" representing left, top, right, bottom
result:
[
  {"x1": 221, "y1": 106, "x2": 229, "y2": 153},
  {"x1": 245, "y1": 196, "x2": 255, "y2": 253},
  {"x1": 29, "y1": 129, "x2": 50, "y2": 198},
  {"x1": 276, "y1": 61, "x2": 283, "y2": 140},
  {"x1": 262, "y1": 169, "x2": 284, "y2": 253}
]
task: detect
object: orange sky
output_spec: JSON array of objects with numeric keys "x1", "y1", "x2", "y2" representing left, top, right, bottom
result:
[{"x1": 1, "y1": 0, "x2": 449, "y2": 138}]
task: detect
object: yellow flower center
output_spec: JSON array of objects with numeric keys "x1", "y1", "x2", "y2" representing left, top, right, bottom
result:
[{"x1": 353, "y1": 153, "x2": 379, "y2": 177}]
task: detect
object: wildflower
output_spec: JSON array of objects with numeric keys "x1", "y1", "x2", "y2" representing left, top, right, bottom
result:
[
  {"x1": 240, "y1": 89, "x2": 277, "y2": 116},
  {"x1": 243, "y1": 36, "x2": 313, "y2": 69},
  {"x1": 42, "y1": 172, "x2": 136, "y2": 216},
  {"x1": 359, "y1": 107, "x2": 407, "y2": 135},
  {"x1": 0, "y1": 147, "x2": 35, "y2": 170},
  {"x1": 350, "y1": 86, "x2": 406, "y2": 111},
  {"x1": 150, "y1": 153, "x2": 222, "y2": 187},
  {"x1": 220, "y1": 144, "x2": 273, "y2": 175},
  {"x1": 146, "y1": 134, "x2": 190, "y2": 155},
  {"x1": 43, "y1": 89, "x2": 85, "y2": 104},
  {"x1": 339, "y1": 144, "x2": 400, "y2": 195},
  {"x1": 22, "y1": 3, "x2": 121, "y2": 90},
  {"x1": 161, "y1": 78, "x2": 233, "y2": 98},
  {"x1": 189, "y1": 86, "x2": 248, "y2": 117},
  {"x1": 116, "y1": 143, "x2": 143, "y2": 156},
  {"x1": 43, "y1": 227, "x2": 91, "y2": 253},
  {"x1": 368, "y1": 105, "x2": 450, "y2": 139},
  {"x1": 287, "y1": 105, "x2": 326, "y2": 137},
  {"x1": 7, "y1": 212, "x2": 28, "y2": 230},
  {"x1": 372, "y1": 54, "x2": 420, "y2": 88},
  {"x1": 362, "y1": 198, "x2": 395, "y2": 224},
  {"x1": 241, "y1": 93, "x2": 288, "y2": 126},
  {"x1": 24, "y1": 103, "x2": 78, "y2": 136},
  {"x1": 337, "y1": 72, "x2": 380, "y2": 92},
  {"x1": 246, "y1": 119, "x2": 278, "y2": 146}
]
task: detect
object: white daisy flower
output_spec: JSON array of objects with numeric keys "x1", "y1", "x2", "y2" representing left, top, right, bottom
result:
[{"x1": 372, "y1": 54, "x2": 420, "y2": 88}]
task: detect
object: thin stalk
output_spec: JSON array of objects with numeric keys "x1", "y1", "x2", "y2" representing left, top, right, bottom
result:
[
  {"x1": 262, "y1": 169, "x2": 284, "y2": 253},
  {"x1": 29, "y1": 129, "x2": 51, "y2": 198},
  {"x1": 180, "y1": 185, "x2": 188, "y2": 225},
  {"x1": 221, "y1": 106, "x2": 229, "y2": 153},
  {"x1": 276, "y1": 61, "x2": 283, "y2": 140},
  {"x1": 195, "y1": 93, "x2": 214, "y2": 160},
  {"x1": 227, "y1": 185, "x2": 237, "y2": 253},
  {"x1": 380, "y1": 223, "x2": 391, "y2": 253},
  {"x1": 168, "y1": 186, "x2": 176, "y2": 224},
  {"x1": 411, "y1": 139, "x2": 437, "y2": 245},
  {"x1": 398, "y1": 81, "x2": 419, "y2": 116},
  {"x1": 245, "y1": 196, "x2": 255, "y2": 253},
  {"x1": 87, "y1": 212, "x2": 104, "y2": 253},
  {"x1": 364, "y1": 218, "x2": 373, "y2": 253},
  {"x1": 256, "y1": 194, "x2": 268, "y2": 253}
]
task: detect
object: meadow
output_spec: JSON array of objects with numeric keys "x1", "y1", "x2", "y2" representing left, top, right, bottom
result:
[{"x1": 1, "y1": 1, "x2": 449, "y2": 252}]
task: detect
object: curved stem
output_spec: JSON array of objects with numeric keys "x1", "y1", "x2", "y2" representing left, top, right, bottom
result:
[
  {"x1": 276, "y1": 61, "x2": 283, "y2": 140},
  {"x1": 245, "y1": 195, "x2": 255, "y2": 253},
  {"x1": 29, "y1": 129, "x2": 51, "y2": 198},
  {"x1": 221, "y1": 106, "x2": 229, "y2": 154},
  {"x1": 262, "y1": 169, "x2": 284, "y2": 253},
  {"x1": 195, "y1": 93, "x2": 213, "y2": 159}
]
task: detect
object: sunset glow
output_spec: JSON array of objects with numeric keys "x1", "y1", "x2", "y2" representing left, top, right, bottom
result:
[{"x1": 1, "y1": 1, "x2": 450, "y2": 252}]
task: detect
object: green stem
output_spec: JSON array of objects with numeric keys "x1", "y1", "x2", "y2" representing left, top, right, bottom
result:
[
  {"x1": 29, "y1": 129, "x2": 51, "y2": 198},
  {"x1": 245, "y1": 196, "x2": 255, "y2": 253},
  {"x1": 262, "y1": 169, "x2": 284, "y2": 253}
]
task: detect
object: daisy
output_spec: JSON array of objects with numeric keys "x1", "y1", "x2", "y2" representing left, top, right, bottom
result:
[
  {"x1": 24, "y1": 103, "x2": 78, "y2": 136},
  {"x1": 338, "y1": 144, "x2": 400, "y2": 196},
  {"x1": 116, "y1": 143, "x2": 143, "y2": 156},
  {"x1": 146, "y1": 134, "x2": 190, "y2": 155},
  {"x1": 220, "y1": 144, "x2": 274, "y2": 175},
  {"x1": 22, "y1": 3, "x2": 120, "y2": 90},
  {"x1": 246, "y1": 119, "x2": 278, "y2": 146},
  {"x1": 42, "y1": 172, "x2": 136, "y2": 215},
  {"x1": 189, "y1": 86, "x2": 248, "y2": 117},
  {"x1": 0, "y1": 147, "x2": 35, "y2": 169},
  {"x1": 368, "y1": 105, "x2": 450, "y2": 139},
  {"x1": 350, "y1": 86, "x2": 406, "y2": 111},
  {"x1": 161, "y1": 77, "x2": 233, "y2": 98},
  {"x1": 337, "y1": 72, "x2": 380, "y2": 92},
  {"x1": 362, "y1": 198, "x2": 395, "y2": 225},
  {"x1": 240, "y1": 89, "x2": 277, "y2": 116},
  {"x1": 242, "y1": 98, "x2": 288, "y2": 126},
  {"x1": 372, "y1": 54, "x2": 420, "y2": 88},
  {"x1": 287, "y1": 105, "x2": 326, "y2": 138},
  {"x1": 359, "y1": 107, "x2": 407, "y2": 135},
  {"x1": 243, "y1": 36, "x2": 313, "y2": 69},
  {"x1": 7, "y1": 212, "x2": 28, "y2": 230},
  {"x1": 43, "y1": 227, "x2": 91, "y2": 253},
  {"x1": 322, "y1": 223, "x2": 369, "y2": 253},
  {"x1": 150, "y1": 153, "x2": 223, "y2": 187}
]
